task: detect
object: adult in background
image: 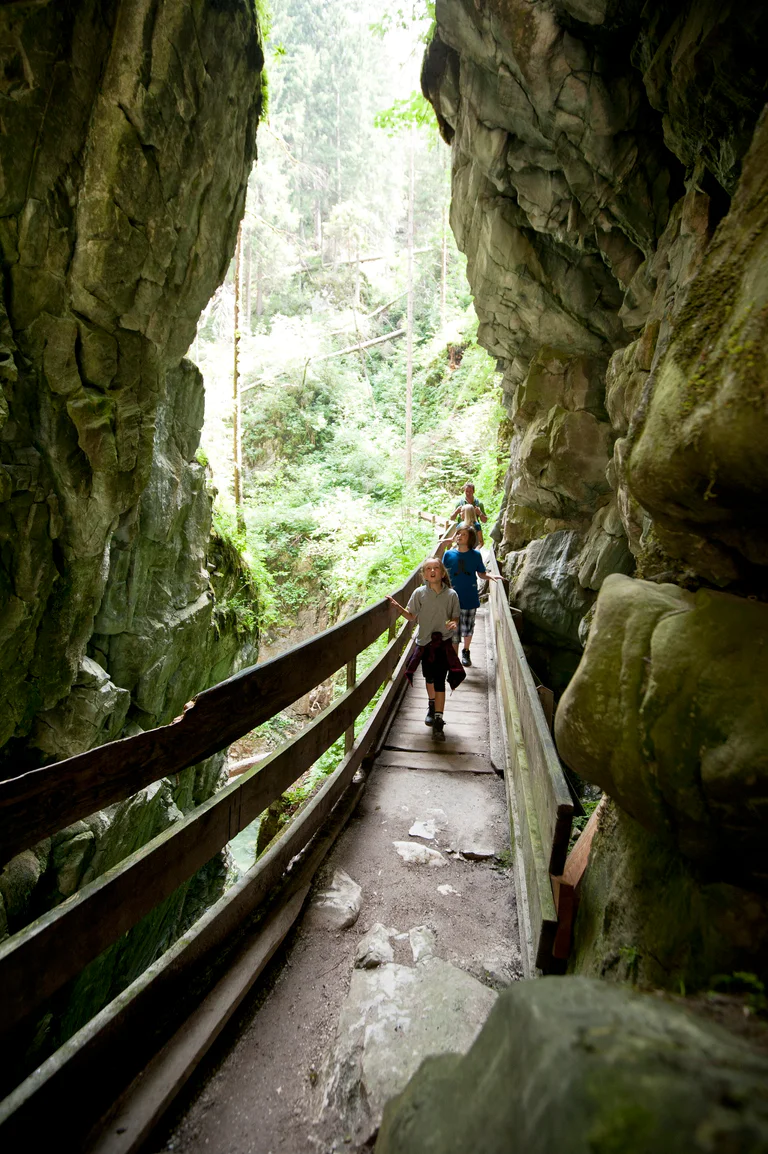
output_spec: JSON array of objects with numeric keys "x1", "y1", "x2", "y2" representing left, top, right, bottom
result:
[
  {"x1": 451, "y1": 481, "x2": 488, "y2": 531},
  {"x1": 442, "y1": 525, "x2": 502, "y2": 666},
  {"x1": 386, "y1": 557, "x2": 464, "y2": 741}
]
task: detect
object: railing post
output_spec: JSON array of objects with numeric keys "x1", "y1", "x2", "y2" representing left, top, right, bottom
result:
[{"x1": 344, "y1": 657, "x2": 357, "y2": 753}]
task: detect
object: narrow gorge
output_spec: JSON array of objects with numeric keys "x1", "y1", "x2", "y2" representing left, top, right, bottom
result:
[{"x1": 1, "y1": 0, "x2": 767, "y2": 1149}]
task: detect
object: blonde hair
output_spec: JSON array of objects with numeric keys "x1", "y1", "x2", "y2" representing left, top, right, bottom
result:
[
  {"x1": 421, "y1": 556, "x2": 452, "y2": 588},
  {"x1": 459, "y1": 503, "x2": 477, "y2": 526}
]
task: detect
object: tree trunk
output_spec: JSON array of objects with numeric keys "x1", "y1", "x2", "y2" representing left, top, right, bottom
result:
[
  {"x1": 244, "y1": 231, "x2": 252, "y2": 336},
  {"x1": 335, "y1": 86, "x2": 341, "y2": 201},
  {"x1": 405, "y1": 129, "x2": 415, "y2": 485},
  {"x1": 255, "y1": 253, "x2": 264, "y2": 318},
  {"x1": 354, "y1": 238, "x2": 362, "y2": 309},
  {"x1": 440, "y1": 202, "x2": 448, "y2": 331},
  {"x1": 233, "y1": 221, "x2": 244, "y2": 531},
  {"x1": 440, "y1": 146, "x2": 448, "y2": 331}
]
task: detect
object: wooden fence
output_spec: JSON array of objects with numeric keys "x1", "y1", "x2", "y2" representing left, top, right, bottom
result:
[
  {"x1": 485, "y1": 551, "x2": 574, "y2": 973},
  {"x1": 0, "y1": 563, "x2": 426, "y2": 1140},
  {"x1": 0, "y1": 531, "x2": 579, "y2": 1145}
]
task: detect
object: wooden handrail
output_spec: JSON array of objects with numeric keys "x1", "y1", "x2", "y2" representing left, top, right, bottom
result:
[
  {"x1": 0, "y1": 625, "x2": 417, "y2": 1141},
  {"x1": 0, "y1": 570, "x2": 421, "y2": 865},
  {"x1": 0, "y1": 611, "x2": 417, "y2": 1036},
  {"x1": 486, "y1": 548, "x2": 573, "y2": 973}
]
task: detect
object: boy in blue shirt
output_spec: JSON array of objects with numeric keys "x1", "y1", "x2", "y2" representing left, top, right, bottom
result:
[{"x1": 442, "y1": 526, "x2": 502, "y2": 666}]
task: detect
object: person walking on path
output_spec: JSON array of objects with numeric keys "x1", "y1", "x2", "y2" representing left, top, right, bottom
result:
[
  {"x1": 442, "y1": 526, "x2": 503, "y2": 667},
  {"x1": 451, "y1": 481, "x2": 488, "y2": 547},
  {"x1": 451, "y1": 481, "x2": 487, "y2": 526},
  {"x1": 386, "y1": 557, "x2": 464, "y2": 741}
]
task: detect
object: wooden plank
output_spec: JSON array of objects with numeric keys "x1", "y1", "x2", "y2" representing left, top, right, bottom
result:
[
  {"x1": 489, "y1": 567, "x2": 572, "y2": 875},
  {"x1": 398, "y1": 699, "x2": 488, "y2": 715},
  {"x1": 88, "y1": 884, "x2": 311, "y2": 1154},
  {"x1": 374, "y1": 749, "x2": 493, "y2": 774},
  {"x1": 384, "y1": 730, "x2": 483, "y2": 755},
  {"x1": 494, "y1": 615, "x2": 557, "y2": 969},
  {"x1": 0, "y1": 622, "x2": 414, "y2": 1038},
  {"x1": 550, "y1": 799, "x2": 606, "y2": 960},
  {"x1": 0, "y1": 636, "x2": 414, "y2": 1139},
  {"x1": 0, "y1": 572, "x2": 423, "y2": 864}
]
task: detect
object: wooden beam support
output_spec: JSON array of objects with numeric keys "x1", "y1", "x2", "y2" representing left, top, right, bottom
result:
[{"x1": 344, "y1": 658, "x2": 356, "y2": 754}]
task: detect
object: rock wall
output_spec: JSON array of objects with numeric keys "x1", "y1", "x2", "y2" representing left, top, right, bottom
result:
[
  {"x1": 423, "y1": 0, "x2": 768, "y2": 986},
  {"x1": 0, "y1": 0, "x2": 263, "y2": 1069}
]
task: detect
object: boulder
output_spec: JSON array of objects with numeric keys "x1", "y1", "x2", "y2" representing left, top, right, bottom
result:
[
  {"x1": 324, "y1": 955, "x2": 496, "y2": 1146},
  {"x1": 555, "y1": 574, "x2": 768, "y2": 888},
  {"x1": 375, "y1": 976, "x2": 768, "y2": 1154},
  {"x1": 506, "y1": 530, "x2": 594, "y2": 649}
]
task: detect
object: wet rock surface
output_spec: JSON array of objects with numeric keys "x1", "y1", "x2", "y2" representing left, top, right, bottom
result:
[
  {"x1": 324, "y1": 952, "x2": 496, "y2": 1147},
  {"x1": 0, "y1": 0, "x2": 263, "y2": 762}
]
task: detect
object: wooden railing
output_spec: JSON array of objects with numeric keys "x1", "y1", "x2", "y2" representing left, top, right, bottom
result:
[
  {"x1": 0, "y1": 532, "x2": 577, "y2": 1145},
  {"x1": 0, "y1": 566, "x2": 424, "y2": 1061},
  {"x1": 485, "y1": 550, "x2": 574, "y2": 974}
]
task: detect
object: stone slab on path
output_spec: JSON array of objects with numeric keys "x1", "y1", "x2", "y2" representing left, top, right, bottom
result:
[{"x1": 323, "y1": 955, "x2": 497, "y2": 1146}]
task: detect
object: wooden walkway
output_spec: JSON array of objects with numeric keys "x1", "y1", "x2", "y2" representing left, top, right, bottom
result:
[
  {"x1": 377, "y1": 607, "x2": 496, "y2": 777},
  {"x1": 156, "y1": 605, "x2": 517, "y2": 1154},
  {"x1": 0, "y1": 551, "x2": 576, "y2": 1153}
]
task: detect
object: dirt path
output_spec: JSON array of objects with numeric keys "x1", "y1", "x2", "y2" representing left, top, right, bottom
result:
[{"x1": 156, "y1": 608, "x2": 521, "y2": 1154}]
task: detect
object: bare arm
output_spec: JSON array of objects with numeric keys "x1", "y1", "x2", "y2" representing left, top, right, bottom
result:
[
  {"x1": 479, "y1": 572, "x2": 503, "y2": 581},
  {"x1": 476, "y1": 506, "x2": 488, "y2": 523},
  {"x1": 386, "y1": 594, "x2": 417, "y2": 622}
]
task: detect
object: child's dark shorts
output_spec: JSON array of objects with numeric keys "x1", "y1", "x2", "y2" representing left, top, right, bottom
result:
[{"x1": 421, "y1": 647, "x2": 448, "y2": 693}]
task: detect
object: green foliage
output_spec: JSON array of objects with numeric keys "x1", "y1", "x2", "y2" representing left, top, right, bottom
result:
[
  {"x1": 710, "y1": 972, "x2": 768, "y2": 1016},
  {"x1": 369, "y1": 2, "x2": 435, "y2": 40},
  {"x1": 618, "y1": 944, "x2": 641, "y2": 982},
  {"x1": 196, "y1": 0, "x2": 508, "y2": 872},
  {"x1": 374, "y1": 91, "x2": 435, "y2": 135},
  {"x1": 211, "y1": 508, "x2": 273, "y2": 634},
  {"x1": 568, "y1": 797, "x2": 600, "y2": 853}
]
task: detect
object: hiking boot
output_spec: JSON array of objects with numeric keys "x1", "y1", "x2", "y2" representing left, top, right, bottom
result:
[
  {"x1": 424, "y1": 704, "x2": 435, "y2": 727},
  {"x1": 432, "y1": 713, "x2": 445, "y2": 740},
  {"x1": 461, "y1": 649, "x2": 472, "y2": 666}
]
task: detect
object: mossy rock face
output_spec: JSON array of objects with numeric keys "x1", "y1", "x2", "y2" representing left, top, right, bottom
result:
[
  {"x1": 569, "y1": 800, "x2": 768, "y2": 990},
  {"x1": 628, "y1": 108, "x2": 768, "y2": 590},
  {"x1": 376, "y1": 976, "x2": 768, "y2": 1154},
  {"x1": 555, "y1": 574, "x2": 768, "y2": 889},
  {"x1": 0, "y1": 0, "x2": 263, "y2": 757},
  {"x1": 0, "y1": 0, "x2": 264, "y2": 1076}
]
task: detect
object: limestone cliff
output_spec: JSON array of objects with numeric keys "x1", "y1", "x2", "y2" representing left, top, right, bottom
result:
[
  {"x1": 424, "y1": 0, "x2": 768, "y2": 985},
  {"x1": 0, "y1": 0, "x2": 262, "y2": 1064}
]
